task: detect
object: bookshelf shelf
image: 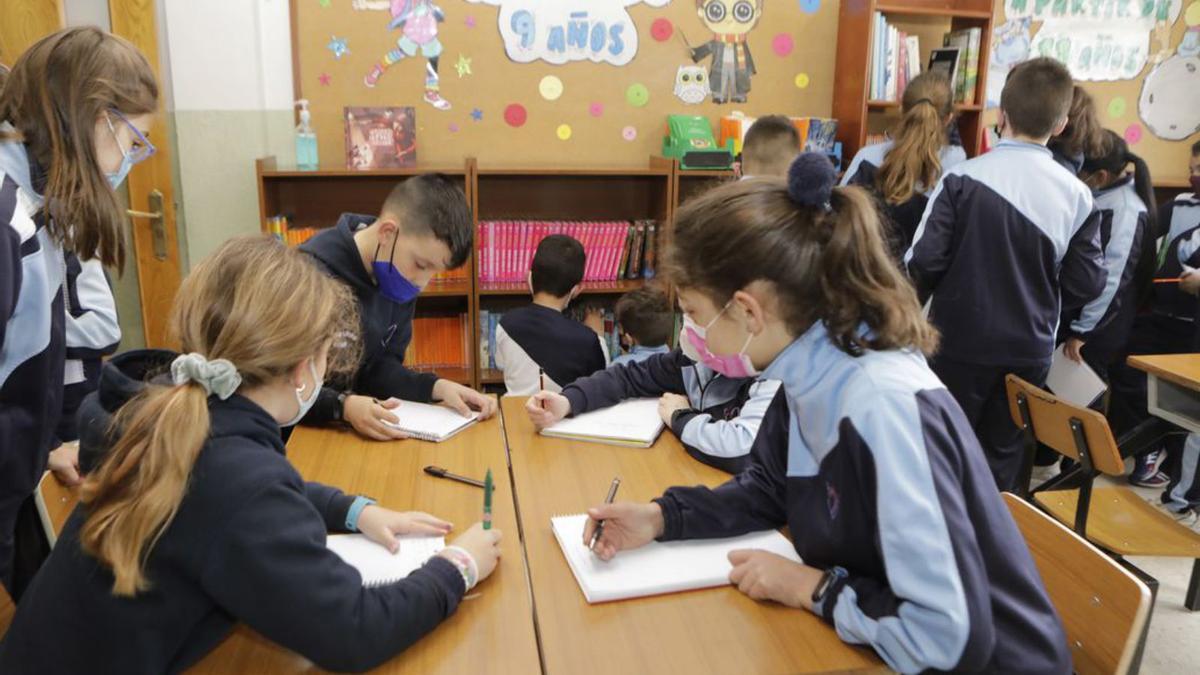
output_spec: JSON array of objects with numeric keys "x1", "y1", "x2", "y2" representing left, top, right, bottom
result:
[
  {"x1": 833, "y1": 0, "x2": 996, "y2": 162},
  {"x1": 258, "y1": 156, "x2": 691, "y2": 391}
]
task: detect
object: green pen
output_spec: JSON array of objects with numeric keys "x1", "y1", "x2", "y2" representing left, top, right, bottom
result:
[{"x1": 483, "y1": 468, "x2": 494, "y2": 530}]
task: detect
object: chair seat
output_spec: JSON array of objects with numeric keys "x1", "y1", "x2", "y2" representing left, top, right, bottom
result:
[{"x1": 1034, "y1": 487, "x2": 1200, "y2": 557}]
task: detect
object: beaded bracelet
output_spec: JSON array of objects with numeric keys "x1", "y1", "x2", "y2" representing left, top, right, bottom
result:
[{"x1": 439, "y1": 545, "x2": 479, "y2": 592}]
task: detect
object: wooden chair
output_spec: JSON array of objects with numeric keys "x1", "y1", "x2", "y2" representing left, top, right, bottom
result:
[
  {"x1": 1004, "y1": 493, "x2": 1151, "y2": 675},
  {"x1": 1005, "y1": 375, "x2": 1200, "y2": 613},
  {"x1": 34, "y1": 471, "x2": 80, "y2": 548}
]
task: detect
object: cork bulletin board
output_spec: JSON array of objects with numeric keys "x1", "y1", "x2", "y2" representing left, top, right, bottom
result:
[
  {"x1": 986, "y1": 1, "x2": 1200, "y2": 184},
  {"x1": 292, "y1": 0, "x2": 838, "y2": 167}
]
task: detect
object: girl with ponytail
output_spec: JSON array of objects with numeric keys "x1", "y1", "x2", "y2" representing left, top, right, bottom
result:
[
  {"x1": 840, "y1": 72, "x2": 966, "y2": 259},
  {"x1": 0, "y1": 27, "x2": 158, "y2": 600},
  {"x1": 578, "y1": 154, "x2": 1069, "y2": 674},
  {"x1": 1061, "y1": 130, "x2": 1158, "y2": 384},
  {"x1": 0, "y1": 236, "x2": 503, "y2": 673},
  {"x1": 1048, "y1": 86, "x2": 1106, "y2": 175}
]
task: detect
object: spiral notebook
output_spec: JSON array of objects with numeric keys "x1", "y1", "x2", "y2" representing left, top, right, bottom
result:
[
  {"x1": 539, "y1": 398, "x2": 664, "y2": 448},
  {"x1": 381, "y1": 400, "x2": 479, "y2": 442},
  {"x1": 326, "y1": 533, "x2": 445, "y2": 588},
  {"x1": 551, "y1": 514, "x2": 800, "y2": 603}
]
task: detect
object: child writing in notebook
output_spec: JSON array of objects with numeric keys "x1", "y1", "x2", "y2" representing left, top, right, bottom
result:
[
  {"x1": 611, "y1": 285, "x2": 672, "y2": 366},
  {"x1": 581, "y1": 154, "x2": 1069, "y2": 674},
  {"x1": 739, "y1": 115, "x2": 800, "y2": 179},
  {"x1": 0, "y1": 27, "x2": 157, "y2": 600},
  {"x1": 1060, "y1": 130, "x2": 1158, "y2": 382},
  {"x1": 841, "y1": 72, "x2": 966, "y2": 260},
  {"x1": 0, "y1": 237, "x2": 502, "y2": 673},
  {"x1": 300, "y1": 174, "x2": 496, "y2": 442},
  {"x1": 495, "y1": 234, "x2": 609, "y2": 395},
  {"x1": 905, "y1": 57, "x2": 1105, "y2": 492}
]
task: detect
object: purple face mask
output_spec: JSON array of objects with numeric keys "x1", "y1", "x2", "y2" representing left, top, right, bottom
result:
[
  {"x1": 372, "y1": 235, "x2": 421, "y2": 304},
  {"x1": 680, "y1": 301, "x2": 761, "y2": 379}
]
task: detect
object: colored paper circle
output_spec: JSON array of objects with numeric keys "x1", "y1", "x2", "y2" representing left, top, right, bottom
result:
[
  {"x1": 651, "y1": 18, "x2": 674, "y2": 42},
  {"x1": 626, "y1": 83, "x2": 650, "y2": 108},
  {"x1": 794, "y1": 72, "x2": 810, "y2": 89},
  {"x1": 589, "y1": 102, "x2": 605, "y2": 117},
  {"x1": 1187, "y1": 1, "x2": 1200, "y2": 26},
  {"x1": 448, "y1": 122, "x2": 460, "y2": 133},
  {"x1": 539, "y1": 75, "x2": 564, "y2": 101},
  {"x1": 557, "y1": 124, "x2": 573, "y2": 141},
  {"x1": 622, "y1": 126, "x2": 638, "y2": 141},
  {"x1": 1124, "y1": 123, "x2": 1143, "y2": 145},
  {"x1": 799, "y1": 0, "x2": 821, "y2": 14},
  {"x1": 1107, "y1": 97, "x2": 1127, "y2": 119},
  {"x1": 772, "y1": 34, "x2": 795, "y2": 58},
  {"x1": 504, "y1": 104, "x2": 527, "y2": 127}
]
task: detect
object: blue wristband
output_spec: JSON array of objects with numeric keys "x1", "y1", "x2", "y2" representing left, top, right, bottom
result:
[{"x1": 345, "y1": 496, "x2": 377, "y2": 532}]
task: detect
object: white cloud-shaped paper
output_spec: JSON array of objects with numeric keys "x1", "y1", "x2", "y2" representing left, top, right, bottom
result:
[{"x1": 467, "y1": 0, "x2": 672, "y2": 66}]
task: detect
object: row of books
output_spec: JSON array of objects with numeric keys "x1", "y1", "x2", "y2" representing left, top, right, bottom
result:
[
  {"x1": 477, "y1": 220, "x2": 659, "y2": 284},
  {"x1": 478, "y1": 306, "x2": 623, "y2": 372},
  {"x1": 942, "y1": 28, "x2": 982, "y2": 105},
  {"x1": 266, "y1": 216, "x2": 321, "y2": 248},
  {"x1": 404, "y1": 315, "x2": 471, "y2": 370},
  {"x1": 869, "y1": 14, "x2": 921, "y2": 104},
  {"x1": 717, "y1": 114, "x2": 840, "y2": 156}
]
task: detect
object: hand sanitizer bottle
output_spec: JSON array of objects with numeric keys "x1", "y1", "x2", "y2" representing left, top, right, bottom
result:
[{"x1": 295, "y1": 99, "x2": 319, "y2": 170}]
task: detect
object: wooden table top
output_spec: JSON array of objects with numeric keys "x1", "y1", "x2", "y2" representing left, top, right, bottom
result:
[
  {"x1": 1127, "y1": 353, "x2": 1200, "y2": 392},
  {"x1": 499, "y1": 396, "x2": 883, "y2": 675},
  {"x1": 187, "y1": 409, "x2": 541, "y2": 675}
]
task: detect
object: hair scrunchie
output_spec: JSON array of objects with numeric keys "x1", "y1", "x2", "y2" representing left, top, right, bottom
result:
[{"x1": 171, "y1": 353, "x2": 242, "y2": 400}]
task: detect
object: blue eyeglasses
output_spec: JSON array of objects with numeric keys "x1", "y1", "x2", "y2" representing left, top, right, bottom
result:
[{"x1": 105, "y1": 109, "x2": 156, "y2": 165}]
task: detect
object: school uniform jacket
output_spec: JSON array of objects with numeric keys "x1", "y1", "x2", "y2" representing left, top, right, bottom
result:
[
  {"x1": 1151, "y1": 192, "x2": 1200, "y2": 321},
  {"x1": 905, "y1": 139, "x2": 1105, "y2": 367},
  {"x1": 1061, "y1": 177, "x2": 1150, "y2": 362},
  {"x1": 0, "y1": 135, "x2": 64, "y2": 515},
  {"x1": 561, "y1": 348, "x2": 782, "y2": 474},
  {"x1": 0, "y1": 349, "x2": 467, "y2": 674},
  {"x1": 494, "y1": 304, "x2": 608, "y2": 395},
  {"x1": 301, "y1": 214, "x2": 439, "y2": 423},
  {"x1": 57, "y1": 251, "x2": 121, "y2": 442},
  {"x1": 841, "y1": 140, "x2": 968, "y2": 258},
  {"x1": 653, "y1": 324, "x2": 1071, "y2": 674}
]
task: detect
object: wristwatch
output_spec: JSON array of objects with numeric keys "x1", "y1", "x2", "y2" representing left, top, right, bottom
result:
[
  {"x1": 811, "y1": 566, "x2": 849, "y2": 612},
  {"x1": 333, "y1": 391, "x2": 350, "y2": 423}
]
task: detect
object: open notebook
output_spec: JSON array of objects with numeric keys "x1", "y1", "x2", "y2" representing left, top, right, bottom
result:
[
  {"x1": 540, "y1": 398, "x2": 664, "y2": 448},
  {"x1": 1047, "y1": 344, "x2": 1107, "y2": 408},
  {"x1": 326, "y1": 533, "x2": 445, "y2": 588},
  {"x1": 551, "y1": 514, "x2": 800, "y2": 603},
  {"x1": 382, "y1": 400, "x2": 479, "y2": 442}
]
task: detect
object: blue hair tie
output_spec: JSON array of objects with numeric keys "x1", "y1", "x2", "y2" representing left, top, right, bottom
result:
[{"x1": 787, "y1": 152, "x2": 836, "y2": 212}]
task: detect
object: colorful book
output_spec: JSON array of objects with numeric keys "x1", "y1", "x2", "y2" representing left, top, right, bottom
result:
[{"x1": 343, "y1": 106, "x2": 416, "y2": 170}]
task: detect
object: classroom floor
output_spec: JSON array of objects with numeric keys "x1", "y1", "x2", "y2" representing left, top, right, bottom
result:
[{"x1": 1101, "y1": 474, "x2": 1200, "y2": 674}]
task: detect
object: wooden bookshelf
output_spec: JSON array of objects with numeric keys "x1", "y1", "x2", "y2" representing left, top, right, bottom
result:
[
  {"x1": 833, "y1": 0, "x2": 996, "y2": 162},
  {"x1": 258, "y1": 156, "x2": 688, "y2": 391}
]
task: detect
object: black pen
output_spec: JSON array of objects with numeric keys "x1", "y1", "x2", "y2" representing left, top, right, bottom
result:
[
  {"x1": 423, "y1": 465, "x2": 486, "y2": 488},
  {"x1": 589, "y1": 477, "x2": 621, "y2": 552}
]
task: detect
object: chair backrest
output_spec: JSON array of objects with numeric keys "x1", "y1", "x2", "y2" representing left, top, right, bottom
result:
[
  {"x1": 1004, "y1": 375, "x2": 1125, "y2": 476},
  {"x1": 1003, "y1": 493, "x2": 1150, "y2": 675},
  {"x1": 34, "y1": 471, "x2": 80, "y2": 548}
]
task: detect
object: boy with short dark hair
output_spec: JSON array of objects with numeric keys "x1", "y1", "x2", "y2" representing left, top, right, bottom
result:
[
  {"x1": 300, "y1": 174, "x2": 497, "y2": 441},
  {"x1": 612, "y1": 286, "x2": 672, "y2": 366},
  {"x1": 906, "y1": 57, "x2": 1106, "y2": 491},
  {"x1": 495, "y1": 234, "x2": 609, "y2": 395},
  {"x1": 740, "y1": 115, "x2": 800, "y2": 178}
]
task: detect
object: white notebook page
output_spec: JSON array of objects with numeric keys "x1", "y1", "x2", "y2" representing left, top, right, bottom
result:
[
  {"x1": 327, "y1": 533, "x2": 445, "y2": 587},
  {"x1": 540, "y1": 398, "x2": 664, "y2": 447}
]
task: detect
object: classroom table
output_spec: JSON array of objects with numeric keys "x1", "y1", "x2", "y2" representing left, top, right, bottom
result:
[
  {"x1": 499, "y1": 396, "x2": 884, "y2": 675},
  {"x1": 187, "y1": 409, "x2": 541, "y2": 675},
  {"x1": 1127, "y1": 354, "x2": 1200, "y2": 434}
]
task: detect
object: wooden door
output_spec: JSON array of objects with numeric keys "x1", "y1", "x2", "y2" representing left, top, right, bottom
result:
[
  {"x1": 108, "y1": 0, "x2": 182, "y2": 349},
  {"x1": 0, "y1": 2, "x2": 64, "y2": 65}
]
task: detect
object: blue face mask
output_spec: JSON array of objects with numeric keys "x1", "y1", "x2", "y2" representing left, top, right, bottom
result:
[
  {"x1": 107, "y1": 151, "x2": 135, "y2": 190},
  {"x1": 372, "y1": 235, "x2": 421, "y2": 304}
]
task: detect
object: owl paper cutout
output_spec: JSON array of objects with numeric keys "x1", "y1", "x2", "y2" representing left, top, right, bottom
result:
[{"x1": 674, "y1": 65, "x2": 710, "y2": 105}]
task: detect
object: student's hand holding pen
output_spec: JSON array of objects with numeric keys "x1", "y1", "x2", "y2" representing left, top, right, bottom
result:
[
  {"x1": 440, "y1": 523, "x2": 503, "y2": 584},
  {"x1": 526, "y1": 391, "x2": 570, "y2": 429},
  {"x1": 582, "y1": 501, "x2": 664, "y2": 561}
]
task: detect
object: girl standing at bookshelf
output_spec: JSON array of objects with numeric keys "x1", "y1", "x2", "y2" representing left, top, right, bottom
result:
[{"x1": 840, "y1": 72, "x2": 965, "y2": 260}]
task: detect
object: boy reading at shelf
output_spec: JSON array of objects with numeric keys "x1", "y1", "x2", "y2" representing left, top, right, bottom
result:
[
  {"x1": 905, "y1": 57, "x2": 1105, "y2": 492},
  {"x1": 299, "y1": 174, "x2": 496, "y2": 441},
  {"x1": 495, "y1": 235, "x2": 609, "y2": 395},
  {"x1": 611, "y1": 285, "x2": 672, "y2": 367},
  {"x1": 739, "y1": 115, "x2": 800, "y2": 179}
]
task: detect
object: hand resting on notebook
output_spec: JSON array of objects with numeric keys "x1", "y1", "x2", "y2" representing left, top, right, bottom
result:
[
  {"x1": 356, "y1": 507, "x2": 452, "y2": 554},
  {"x1": 583, "y1": 501, "x2": 820, "y2": 609}
]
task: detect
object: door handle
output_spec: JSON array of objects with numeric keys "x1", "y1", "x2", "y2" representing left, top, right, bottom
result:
[{"x1": 126, "y1": 189, "x2": 167, "y2": 261}]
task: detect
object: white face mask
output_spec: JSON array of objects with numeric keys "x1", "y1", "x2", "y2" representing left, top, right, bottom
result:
[{"x1": 282, "y1": 360, "x2": 322, "y2": 427}]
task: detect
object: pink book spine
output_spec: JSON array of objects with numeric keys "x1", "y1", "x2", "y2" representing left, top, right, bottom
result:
[
  {"x1": 479, "y1": 221, "x2": 489, "y2": 283},
  {"x1": 516, "y1": 220, "x2": 526, "y2": 284},
  {"x1": 502, "y1": 221, "x2": 512, "y2": 283},
  {"x1": 584, "y1": 222, "x2": 596, "y2": 282},
  {"x1": 597, "y1": 222, "x2": 610, "y2": 282},
  {"x1": 607, "y1": 222, "x2": 620, "y2": 281}
]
